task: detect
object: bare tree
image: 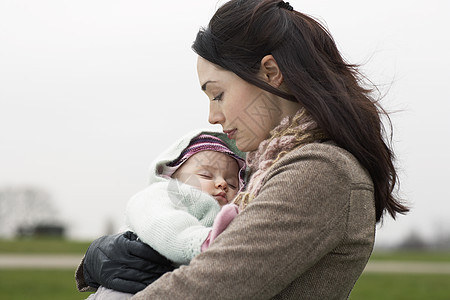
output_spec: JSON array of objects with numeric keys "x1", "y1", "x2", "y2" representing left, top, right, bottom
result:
[
  {"x1": 0, "y1": 185, "x2": 61, "y2": 238},
  {"x1": 397, "y1": 230, "x2": 429, "y2": 250},
  {"x1": 431, "y1": 222, "x2": 450, "y2": 250}
]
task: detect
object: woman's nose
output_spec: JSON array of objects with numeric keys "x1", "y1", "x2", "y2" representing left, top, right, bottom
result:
[{"x1": 208, "y1": 103, "x2": 224, "y2": 125}]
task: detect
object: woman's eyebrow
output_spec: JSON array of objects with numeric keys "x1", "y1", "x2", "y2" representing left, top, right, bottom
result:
[{"x1": 201, "y1": 80, "x2": 216, "y2": 91}]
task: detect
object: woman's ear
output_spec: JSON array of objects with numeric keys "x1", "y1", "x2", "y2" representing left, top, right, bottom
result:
[{"x1": 259, "y1": 55, "x2": 284, "y2": 88}]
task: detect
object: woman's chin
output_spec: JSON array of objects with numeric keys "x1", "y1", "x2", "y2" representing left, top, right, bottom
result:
[{"x1": 235, "y1": 138, "x2": 258, "y2": 152}]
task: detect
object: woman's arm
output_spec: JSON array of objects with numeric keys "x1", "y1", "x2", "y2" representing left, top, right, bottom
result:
[{"x1": 131, "y1": 143, "x2": 374, "y2": 299}]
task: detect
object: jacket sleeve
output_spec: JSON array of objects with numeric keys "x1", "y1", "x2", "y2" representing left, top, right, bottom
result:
[
  {"x1": 74, "y1": 256, "x2": 96, "y2": 292},
  {"x1": 126, "y1": 181, "x2": 220, "y2": 265},
  {"x1": 131, "y1": 144, "x2": 366, "y2": 299}
]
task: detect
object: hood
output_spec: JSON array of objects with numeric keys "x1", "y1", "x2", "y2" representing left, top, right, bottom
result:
[{"x1": 148, "y1": 128, "x2": 247, "y2": 189}]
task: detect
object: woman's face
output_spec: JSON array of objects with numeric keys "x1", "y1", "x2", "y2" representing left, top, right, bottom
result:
[{"x1": 197, "y1": 57, "x2": 285, "y2": 152}]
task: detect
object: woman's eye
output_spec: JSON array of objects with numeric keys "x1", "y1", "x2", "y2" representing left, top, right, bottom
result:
[{"x1": 213, "y1": 92, "x2": 223, "y2": 101}]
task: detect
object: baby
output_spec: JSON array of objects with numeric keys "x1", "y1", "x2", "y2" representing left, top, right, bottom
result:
[
  {"x1": 86, "y1": 131, "x2": 246, "y2": 299},
  {"x1": 126, "y1": 131, "x2": 246, "y2": 264}
]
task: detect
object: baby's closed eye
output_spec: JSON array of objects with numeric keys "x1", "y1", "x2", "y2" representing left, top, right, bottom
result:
[{"x1": 198, "y1": 171, "x2": 213, "y2": 179}]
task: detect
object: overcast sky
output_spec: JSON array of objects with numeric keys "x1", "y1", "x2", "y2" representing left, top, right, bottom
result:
[{"x1": 1, "y1": 0, "x2": 449, "y2": 246}]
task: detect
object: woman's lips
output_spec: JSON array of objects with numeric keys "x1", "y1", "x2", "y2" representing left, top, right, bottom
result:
[{"x1": 223, "y1": 129, "x2": 237, "y2": 139}]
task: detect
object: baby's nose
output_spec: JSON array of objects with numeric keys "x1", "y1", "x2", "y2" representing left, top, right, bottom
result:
[{"x1": 216, "y1": 179, "x2": 228, "y2": 191}]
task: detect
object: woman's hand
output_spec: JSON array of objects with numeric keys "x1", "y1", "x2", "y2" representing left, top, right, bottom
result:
[{"x1": 83, "y1": 231, "x2": 175, "y2": 294}]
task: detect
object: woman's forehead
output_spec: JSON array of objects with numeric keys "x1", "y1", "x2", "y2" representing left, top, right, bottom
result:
[{"x1": 197, "y1": 57, "x2": 227, "y2": 85}]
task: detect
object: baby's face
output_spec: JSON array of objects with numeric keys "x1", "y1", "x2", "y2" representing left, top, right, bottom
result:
[{"x1": 172, "y1": 151, "x2": 240, "y2": 206}]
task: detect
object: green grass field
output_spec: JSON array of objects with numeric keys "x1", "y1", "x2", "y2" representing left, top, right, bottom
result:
[
  {"x1": 1, "y1": 238, "x2": 449, "y2": 299},
  {"x1": 0, "y1": 238, "x2": 91, "y2": 254},
  {"x1": 1, "y1": 269, "x2": 449, "y2": 300},
  {"x1": 0, "y1": 269, "x2": 94, "y2": 300},
  {"x1": 0, "y1": 238, "x2": 94, "y2": 299},
  {"x1": 370, "y1": 250, "x2": 450, "y2": 262},
  {"x1": 350, "y1": 273, "x2": 450, "y2": 299}
]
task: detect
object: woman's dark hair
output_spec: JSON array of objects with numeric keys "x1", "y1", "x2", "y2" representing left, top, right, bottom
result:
[{"x1": 192, "y1": 0, "x2": 409, "y2": 222}]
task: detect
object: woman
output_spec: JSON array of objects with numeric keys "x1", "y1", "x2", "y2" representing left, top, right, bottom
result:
[{"x1": 76, "y1": 1, "x2": 408, "y2": 299}]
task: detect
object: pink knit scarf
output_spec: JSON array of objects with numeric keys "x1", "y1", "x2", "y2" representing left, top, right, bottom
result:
[{"x1": 233, "y1": 108, "x2": 327, "y2": 209}]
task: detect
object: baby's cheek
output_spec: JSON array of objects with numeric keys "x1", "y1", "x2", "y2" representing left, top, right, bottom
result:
[
  {"x1": 229, "y1": 190, "x2": 239, "y2": 200},
  {"x1": 180, "y1": 175, "x2": 202, "y2": 191},
  {"x1": 197, "y1": 179, "x2": 215, "y2": 195}
]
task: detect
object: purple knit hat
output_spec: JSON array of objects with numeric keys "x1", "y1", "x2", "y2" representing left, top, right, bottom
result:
[{"x1": 163, "y1": 134, "x2": 246, "y2": 190}]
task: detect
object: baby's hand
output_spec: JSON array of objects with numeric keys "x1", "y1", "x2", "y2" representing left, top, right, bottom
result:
[
  {"x1": 202, "y1": 203, "x2": 239, "y2": 251},
  {"x1": 211, "y1": 203, "x2": 239, "y2": 237}
]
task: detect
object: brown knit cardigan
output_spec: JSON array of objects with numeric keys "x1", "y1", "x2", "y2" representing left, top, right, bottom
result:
[{"x1": 76, "y1": 142, "x2": 376, "y2": 299}]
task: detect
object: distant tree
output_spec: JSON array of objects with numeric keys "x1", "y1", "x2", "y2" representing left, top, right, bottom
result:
[
  {"x1": 0, "y1": 186, "x2": 62, "y2": 238},
  {"x1": 397, "y1": 230, "x2": 429, "y2": 250},
  {"x1": 104, "y1": 217, "x2": 116, "y2": 235},
  {"x1": 431, "y1": 223, "x2": 450, "y2": 250}
]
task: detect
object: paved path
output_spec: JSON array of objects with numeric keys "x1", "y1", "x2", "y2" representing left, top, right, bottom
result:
[
  {"x1": 0, "y1": 254, "x2": 83, "y2": 269},
  {"x1": 1, "y1": 255, "x2": 450, "y2": 274}
]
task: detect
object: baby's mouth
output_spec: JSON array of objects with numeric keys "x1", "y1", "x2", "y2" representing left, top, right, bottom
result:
[{"x1": 214, "y1": 192, "x2": 228, "y2": 205}]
